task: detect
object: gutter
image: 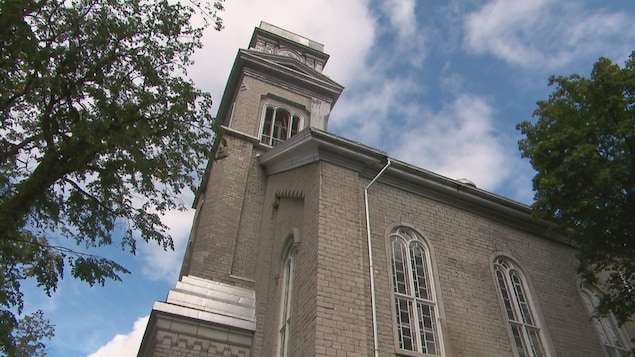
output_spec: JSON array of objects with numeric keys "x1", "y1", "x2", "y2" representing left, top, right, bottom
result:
[{"x1": 365, "y1": 157, "x2": 391, "y2": 357}]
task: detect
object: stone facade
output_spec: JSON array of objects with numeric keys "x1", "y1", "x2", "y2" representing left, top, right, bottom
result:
[{"x1": 138, "y1": 22, "x2": 633, "y2": 357}]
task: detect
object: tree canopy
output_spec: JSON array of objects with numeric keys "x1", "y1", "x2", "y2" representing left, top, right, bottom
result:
[
  {"x1": 0, "y1": 0, "x2": 223, "y2": 353},
  {"x1": 4, "y1": 310, "x2": 54, "y2": 357},
  {"x1": 517, "y1": 54, "x2": 635, "y2": 323}
]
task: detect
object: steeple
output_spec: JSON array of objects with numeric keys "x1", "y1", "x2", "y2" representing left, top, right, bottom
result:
[
  {"x1": 215, "y1": 22, "x2": 343, "y2": 139},
  {"x1": 138, "y1": 22, "x2": 344, "y2": 357}
]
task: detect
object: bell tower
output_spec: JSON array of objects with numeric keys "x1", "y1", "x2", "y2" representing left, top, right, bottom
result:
[{"x1": 138, "y1": 22, "x2": 343, "y2": 356}]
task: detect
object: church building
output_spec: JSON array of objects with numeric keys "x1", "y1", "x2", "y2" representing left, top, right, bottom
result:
[{"x1": 138, "y1": 22, "x2": 633, "y2": 357}]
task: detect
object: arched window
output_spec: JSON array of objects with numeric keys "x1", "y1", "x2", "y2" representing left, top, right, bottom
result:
[
  {"x1": 579, "y1": 283, "x2": 630, "y2": 356},
  {"x1": 389, "y1": 227, "x2": 443, "y2": 355},
  {"x1": 278, "y1": 245, "x2": 295, "y2": 357},
  {"x1": 493, "y1": 257, "x2": 549, "y2": 357},
  {"x1": 260, "y1": 106, "x2": 301, "y2": 146}
]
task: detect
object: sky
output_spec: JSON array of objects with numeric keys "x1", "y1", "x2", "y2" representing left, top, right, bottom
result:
[{"x1": 20, "y1": 0, "x2": 635, "y2": 356}]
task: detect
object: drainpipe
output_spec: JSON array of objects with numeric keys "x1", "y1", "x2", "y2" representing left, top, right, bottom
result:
[{"x1": 365, "y1": 157, "x2": 391, "y2": 357}]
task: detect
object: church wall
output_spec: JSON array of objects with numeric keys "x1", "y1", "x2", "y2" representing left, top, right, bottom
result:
[
  {"x1": 181, "y1": 134, "x2": 265, "y2": 289},
  {"x1": 364, "y1": 178, "x2": 607, "y2": 357},
  {"x1": 252, "y1": 162, "x2": 321, "y2": 357},
  {"x1": 142, "y1": 21, "x2": 634, "y2": 357},
  {"x1": 250, "y1": 159, "x2": 612, "y2": 357},
  {"x1": 315, "y1": 162, "x2": 371, "y2": 357},
  {"x1": 229, "y1": 143, "x2": 267, "y2": 281}
]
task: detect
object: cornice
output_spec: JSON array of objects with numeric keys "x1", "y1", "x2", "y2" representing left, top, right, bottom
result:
[
  {"x1": 217, "y1": 50, "x2": 344, "y2": 126},
  {"x1": 258, "y1": 128, "x2": 565, "y2": 243},
  {"x1": 240, "y1": 50, "x2": 343, "y2": 96}
]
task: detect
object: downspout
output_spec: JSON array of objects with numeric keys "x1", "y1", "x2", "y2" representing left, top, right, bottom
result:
[{"x1": 365, "y1": 157, "x2": 391, "y2": 357}]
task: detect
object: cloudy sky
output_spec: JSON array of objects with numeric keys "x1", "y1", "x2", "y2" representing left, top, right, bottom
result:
[{"x1": 23, "y1": 0, "x2": 635, "y2": 356}]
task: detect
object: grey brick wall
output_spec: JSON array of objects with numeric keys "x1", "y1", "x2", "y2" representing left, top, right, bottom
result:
[
  {"x1": 252, "y1": 162, "x2": 321, "y2": 357},
  {"x1": 247, "y1": 158, "x2": 618, "y2": 356},
  {"x1": 182, "y1": 134, "x2": 261, "y2": 288},
  {"x1": 315, "y1": 162, "x2": 371, "y2": 357},
  {"x1": 167, "y1": 27, "x2": 630, "y2": 357},
  {"x1": 179, "y1": 132, "x2": 621, "y2": 357},
  {"x1": 362, "y1": 169, "x2": 607, "y2": 356}
]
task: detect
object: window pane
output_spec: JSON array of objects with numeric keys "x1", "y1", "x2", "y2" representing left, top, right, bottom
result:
[
  {"x1": 410, "y1": 242, "x2": 431, "y2": 300},
  {"x1": 279, "y1": 327, "x2": 286, "y2": 355},
  {"x1": 273, "y1": 109, "x2": 290, "y2": 145},
  {"x1": 579, "y1": 285, "x2": 630, "y2": 355},
  {"x1": 261, "y1": 107, "x2": 274, "y2": 144},
  {"x1": 417, "y1": 302, "x2": 438, "y2": 355},
  {"x1": 496, "y1": 269, "x2": 517, "y2": 321},
  {"x1": 495, "y1": 258, "x2": 550, "y2": 357},
  {"x1": 599, "y1": 315, "x2": 628, "y2": 351},
  {"x1": 391, "y1": 238, "x2": 409, "y2": 295},
  {"x1": 279, "y1": 251, "x2": 294, "y2": 357},
  {"x1": 510, "y1": 270, "x2": 535, "y2": 325},
  {"x1": 526, "y1": 327, "x2": 546, "y2": 357},
  {"x1": 390, "y1": 228, "x2": 442, "y2": 355},
  {"x1": 290, "y1": 115, "x2": 300, "y2": 136},
  {"x1": 396, "y1": 297, "x2": 414, "y2": 351},
  {"x1": 511, "y1": 324, "x2": 528, "y2": 357}
]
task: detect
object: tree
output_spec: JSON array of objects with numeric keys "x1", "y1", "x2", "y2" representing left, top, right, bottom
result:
[
  {"x1": 0, "y1": 0, "x2": 224, "y2": 353},
  {"x1": 3, "y1": 310, "x2": 54, "y2": 357},
  {"x1": 517, "y1": 54, "x2": 635, "y2": 324}
]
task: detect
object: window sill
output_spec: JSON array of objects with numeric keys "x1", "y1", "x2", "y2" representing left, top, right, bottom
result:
[{"x1": 395, "y1": 348, "x2": 441, "y2": 357}]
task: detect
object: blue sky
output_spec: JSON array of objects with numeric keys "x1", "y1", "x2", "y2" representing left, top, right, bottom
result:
[{"x1": 21, "y1": 0, "x2": 635, "y2": 356}]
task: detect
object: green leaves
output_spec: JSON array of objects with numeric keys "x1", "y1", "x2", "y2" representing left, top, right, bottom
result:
[
  {"x1": 518, "y1": 54, "x2": 635, "y2": 323},
  {"x1": 8, "y1": 310, "x2": 54, "y2": 357},
  {"x1": 0, "y1": 0, "x2": 224, "y2": 353}
]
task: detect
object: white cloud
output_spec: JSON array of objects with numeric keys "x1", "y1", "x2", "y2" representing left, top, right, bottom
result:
[
  {"x1": 87, "y1": 316, "x2": 149, "y2": 357},
  {"x1": 382, "y1": 0, "x2": 417, "y2": 41},
  {"x1": 139, "y1": 207, "x2": 194, "y2": 282},
  {"x1": 333, "y1": 74, "x2": 421, "y2": 146},
  {"x1": 392, "y1": 94, "x2": 514, "y2": 191},
  {"x1": 380, "y1": 0, "x2": 426, "y2": 67},
  {"x1": 189, "y1": 0, "x2": 377, "y2": 110},
  {"x1": 463, "y1": 0, "x2": 635, "y2": 70}
]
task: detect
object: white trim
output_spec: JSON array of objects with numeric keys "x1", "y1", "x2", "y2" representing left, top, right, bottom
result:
[
  {"x1": 259, "y1": 103, "x2": 305, "y2": 147},
  {"x1": 578, "y1": 282, "x2": 631, "y2": 356},
  {"x1": 228, "y1": 101, "x2": 236, "y2": 127},
  {"x1": 388, "y1": 226, "x2": 445, "y2": 356},
  {"x1": 152, "y1": 276, "x2": 256, "y2": 332},
  {"x1": 492, "y1": 256, "x2": 552, "y2": 357},
  {"x1": 277, "y1": 245, "x2": 295, "y2": 357}
]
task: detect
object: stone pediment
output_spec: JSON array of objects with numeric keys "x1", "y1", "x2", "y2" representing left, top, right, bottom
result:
[{"x1": 241, "y1": 49, "x2": 341, "y2": 89}]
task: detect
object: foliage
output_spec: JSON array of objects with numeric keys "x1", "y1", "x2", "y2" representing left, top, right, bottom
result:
[
  {"x1": 517, "y1": 54, "x2": 635, "y2": 323},
  {"x1": 0, "y1": 310, "x2": 55, "y2": 357},
  {"x1": 0, "y1": 0, "x2": 224, "y2": 353}
]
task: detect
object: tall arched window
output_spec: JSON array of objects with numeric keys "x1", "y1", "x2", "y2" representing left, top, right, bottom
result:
[
  {"x1": 278, "y1": 245, "x2": 295, "y2": 357},
  {"x1": 493, "y1": 257, "x2": 549, "y2": 357},
  {"x1": 579, "y1": 283, "x2": 630, "y2": 356},
  {"x1": 389, "y1": 227, "x2": 443, "y2": 355},
  {"x1": 260, "y1": 106, "x2": 301, "y2": 146}
]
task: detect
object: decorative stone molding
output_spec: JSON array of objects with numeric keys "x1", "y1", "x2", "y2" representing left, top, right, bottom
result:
[{"x1": 138, "y1": 276, "x2": 256, "y2": 356}]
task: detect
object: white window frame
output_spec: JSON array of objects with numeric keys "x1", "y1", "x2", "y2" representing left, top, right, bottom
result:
[
  {"x1": 389, "y1": 227, "x2": 444, "y2": 356},
  {"x1": 277, "y1": 245, "x2": 295, "y2": 357},
  {"x1": 579, "y1": 283, "x2": 631, "y2": 357},
  {"x1": 259, "y1": 105, "x2": 303, "y2": 147},
  {"x1": 493, "y1": 256, "x2": 551, "y2": 357}
]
